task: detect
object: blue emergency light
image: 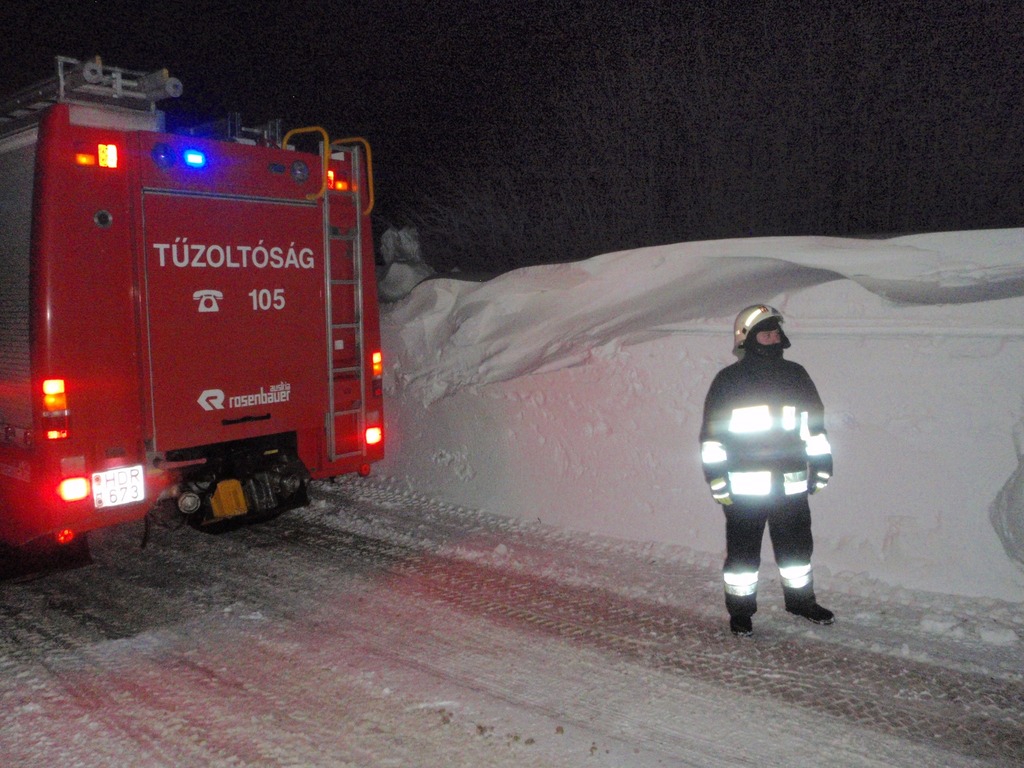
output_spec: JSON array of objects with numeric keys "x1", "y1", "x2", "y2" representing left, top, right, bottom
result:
[{"x1": 183, "y1": 149, "x2": 207, "y2": 168}]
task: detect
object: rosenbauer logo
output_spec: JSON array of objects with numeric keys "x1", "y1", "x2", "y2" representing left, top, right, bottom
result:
[{"x1": 197, "y1": 382, "x2": 291, "y2": 411}]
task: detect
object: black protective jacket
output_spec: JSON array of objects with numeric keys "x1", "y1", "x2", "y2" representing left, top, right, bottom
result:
[{"x1": 700, "y1": 351, "x2": 831, "y2": 496}]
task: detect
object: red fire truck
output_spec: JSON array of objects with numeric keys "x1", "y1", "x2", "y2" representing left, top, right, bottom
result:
[{"x1": 0, "y1": 56, "x2": 383, "y2": 548}]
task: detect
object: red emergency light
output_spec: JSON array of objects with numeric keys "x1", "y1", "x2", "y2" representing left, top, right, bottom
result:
[
  {"x1": 365, "y1": 426, "x2": 383, "y2": 446},
  {"x1": 98, "y1": 143, "x2": 118, "y2": 168},
  {"x1": 75, "y1": 143, "x2": 119, "y2": 168}
]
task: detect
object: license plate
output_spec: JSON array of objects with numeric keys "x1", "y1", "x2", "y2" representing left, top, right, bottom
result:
[{"x1": 92, "y1": 465, "x2": 146, "y2": 509}]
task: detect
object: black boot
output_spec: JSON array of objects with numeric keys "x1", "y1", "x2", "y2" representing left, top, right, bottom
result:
[
  {"x1": 725, "y1": 591, "x2": 757, "y2": 621},
  {"x1": 787, "y1": 602, "x2": 835, "y2": 625},
  {"x1": 725, "y1": 585, "x2": 757, "y2": 636},
  {"x1": 784, "y1": 584, "x2": 835, "y2": 625},
  {"x1": 729, "y1": 615, "x2": 753, "y2": 636}
]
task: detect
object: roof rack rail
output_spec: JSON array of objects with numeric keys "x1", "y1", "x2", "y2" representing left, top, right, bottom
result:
[{"x1": 0, "y1": 55, "x2": 182, "y2": 137}]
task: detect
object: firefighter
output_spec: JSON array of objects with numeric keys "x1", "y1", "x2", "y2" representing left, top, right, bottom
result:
[{"x1": 699, "y1": 305, "x2": 835, "y2": 637}]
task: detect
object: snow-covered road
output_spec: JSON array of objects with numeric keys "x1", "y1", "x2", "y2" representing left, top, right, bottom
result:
[{"x1": 2, "y1": 477, "x2": 1022, "y2": 767}]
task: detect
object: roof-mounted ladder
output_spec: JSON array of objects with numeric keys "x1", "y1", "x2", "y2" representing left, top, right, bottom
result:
[{"x1": 0, "y1": 55, "x2": 182, "y2": 137}]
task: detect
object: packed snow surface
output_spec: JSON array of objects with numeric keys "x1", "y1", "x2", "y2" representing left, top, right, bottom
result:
[
  {"x1": 1, "y1": 479, "x2": 1022, "y2": 767},
  {"x1": 379, "y1": 229, "x2": 1024, "y2": 602}
]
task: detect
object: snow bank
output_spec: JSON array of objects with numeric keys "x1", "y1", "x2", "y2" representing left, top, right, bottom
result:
[
  {"x1": 378, "y1": 229, "x2": 1024, "y2": 602},
  {"x1": 377, "y1": 226, "x2": 435, "y2": 303}
]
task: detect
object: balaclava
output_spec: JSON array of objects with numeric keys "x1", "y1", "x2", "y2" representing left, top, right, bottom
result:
[{"x1": 745, "y1": 317, "x2": 790, "y2": 358}]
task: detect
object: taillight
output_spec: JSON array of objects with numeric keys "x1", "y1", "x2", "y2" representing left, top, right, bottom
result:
[
  {"x1": 57, "y1": 476, "x2": 90, "y2": 502},
  {"x1": 371, "y1": 351, "x2": 383, "y2": 398},
  {"x1": 365, "y1": 426, "x2": 383, "y2": 446},
  {"x1": 327, "y1": 169, "x2": 351, "y2": 191},
  {"x1": 42, "y1": 378, "x2": 69, "y2": 440}
]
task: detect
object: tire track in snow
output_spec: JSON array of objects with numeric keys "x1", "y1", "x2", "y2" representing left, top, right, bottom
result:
[
  {"x1": 284, "y1": 506, "x2": 1021, "y2": 767},
  {"x1": 0, "y1": 525, "x2": 573, "y2": 766},
  {"x1": 383, "y1": 552, "x2": 1024, "y2": 765},
  {"x1": 2, "y1": 481, "x2": 1022, "y2": 766},
  {"x1": 250, "y1": 484, "x2": 1024, "y2": 765},
  {"x1": 227, "y1": 494, "x2": 1024, "y2": 766}
]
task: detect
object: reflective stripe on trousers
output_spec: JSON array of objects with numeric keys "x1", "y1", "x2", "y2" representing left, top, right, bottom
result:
[
  {"x1": 725, "y1": 563, "x2": 812, "y2": 595},
  {"x1": 723, "y1": 569, "x2": 758, "y2": 597},
  {"x1": 779, "y1": 563, "x2": 812, "y2": 589}
]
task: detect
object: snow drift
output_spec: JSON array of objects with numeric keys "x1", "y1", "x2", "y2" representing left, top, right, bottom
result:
[{"x1": 378, "y1": 229, "x2": 1024, "y2": 602}]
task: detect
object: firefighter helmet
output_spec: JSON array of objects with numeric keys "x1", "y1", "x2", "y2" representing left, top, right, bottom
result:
[{"x1": 733, "y1": 304, "x2": 785, "y2": 350}]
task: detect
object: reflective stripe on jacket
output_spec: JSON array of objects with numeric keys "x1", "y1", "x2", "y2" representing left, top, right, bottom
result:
[{"x1": 700, "y1": 351, "x2": 832, "y2": 498}]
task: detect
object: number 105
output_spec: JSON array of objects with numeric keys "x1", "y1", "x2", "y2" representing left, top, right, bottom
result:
[{"x1": 249, "y1": 288, "x2": 285, "y2": 310}]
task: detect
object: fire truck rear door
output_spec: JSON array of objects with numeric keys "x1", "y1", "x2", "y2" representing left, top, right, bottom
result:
[{"x1": 141, "y1": 191, "x2": 327, "y2": 452}]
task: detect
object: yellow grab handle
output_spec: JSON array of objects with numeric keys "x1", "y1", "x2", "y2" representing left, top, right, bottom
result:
[{"x1": 281, "y1": 125, "x2": 330, "y2": 200}]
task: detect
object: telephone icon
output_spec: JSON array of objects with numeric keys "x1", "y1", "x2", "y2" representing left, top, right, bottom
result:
[{"x1": 193, "y1": 289, "x2": 223, "y2": 313}]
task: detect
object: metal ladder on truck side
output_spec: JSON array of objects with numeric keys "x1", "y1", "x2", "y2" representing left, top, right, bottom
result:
[{"x1": 323, "y1": 143, "x2": 368, "y2": 462}]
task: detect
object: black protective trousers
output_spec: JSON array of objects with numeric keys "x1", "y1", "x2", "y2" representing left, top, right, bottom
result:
[{"x1": 723, "y1": 492, "x2": 815, "y2": 618}]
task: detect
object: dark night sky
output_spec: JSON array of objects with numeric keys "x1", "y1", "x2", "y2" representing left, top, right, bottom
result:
[
  {"x1": 0, "y1": 2, "x2": 533, "y2": 159},
  {"x1": 3, "y1": 1, "x2": 1023, "y2": 269}
]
